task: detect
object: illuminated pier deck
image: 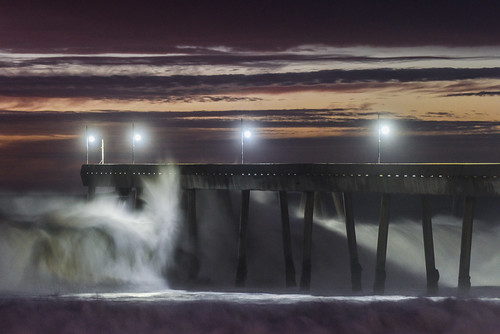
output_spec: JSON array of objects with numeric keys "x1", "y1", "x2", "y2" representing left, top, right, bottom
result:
[{"x1": 81, "y1": 163, "x2": 500, "y2": 294}]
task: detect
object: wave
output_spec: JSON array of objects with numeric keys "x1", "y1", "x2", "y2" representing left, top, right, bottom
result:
[{"x1": 0, "y1": 172, "x2": 180, "y2": 294}]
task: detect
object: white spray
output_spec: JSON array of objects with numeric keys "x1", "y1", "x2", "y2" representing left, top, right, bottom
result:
[{"x1": 0, "y1": 170, "x2": 181, "y2": 294}]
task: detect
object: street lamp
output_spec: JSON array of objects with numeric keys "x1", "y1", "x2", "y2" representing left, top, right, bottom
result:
[
  {"x1": 85, "y1": 126, "x2": 104, "y2": 164},
  {"x1": 377, "y1": 113, "x2": 390, "y2": 163},
  {"x1": 132, "y1": 123, "x2": 142, "y2": 164},
  {"x1": 241, "y1": 119, "x2": 252, "y2": 164}
]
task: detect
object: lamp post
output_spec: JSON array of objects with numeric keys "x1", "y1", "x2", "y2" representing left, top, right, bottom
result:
[
  {"x1": 100, "y1": 139, "x2": 105, "y2": 164},
  {"x1": 241, "y1": 119, "x2": 252, "y2": 164},
  {"x1": 132, "y1": 123, "x2": 141, "y2": 164},
  {"x1": 377, "y1": 113, "x2": 390, "y2": 163}
]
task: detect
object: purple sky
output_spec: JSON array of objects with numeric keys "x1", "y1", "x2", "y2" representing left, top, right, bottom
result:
[{"x1": 1, "y1": 0, "x2": 500, "y2": 191}]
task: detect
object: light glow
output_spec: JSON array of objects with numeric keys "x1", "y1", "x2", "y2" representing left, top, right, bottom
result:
[{"x1": 380, "y1": 125, "x2": 390, "y2": 135}]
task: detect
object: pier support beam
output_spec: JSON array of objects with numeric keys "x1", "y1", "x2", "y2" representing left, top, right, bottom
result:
[
  {"x1": 279, "y1": 191, "x2": 296, "y2": 287},
  {"x1": 374, "y1": 193, "x2": 391, "y2": 294},
  {"x1": 343, "y1": 192, "x2": 362, "y2": 292},
  {"x1": 458, "y1": 196, "x2": 475, "y2": 293},
  {"x1": 235, "y1": 190, "x2": 250, "y2": 287},
  {"x1": 134, "y1": 187, "x2": 144, "y2": 210},
  {"x1": 185, "y1": 189, "x2": 199, "y2": 279},
  {"x1": 421, "y1": 195, "x2": 439, "y2": 294},
  {"x1": 300, "y1": 191, "x2": 315, "y2": 291},
  {"x1": 116, "y1": 187, "x2": 131, "y2": 202},
  {"x1": 87, "y1": 186, "x2": 95, "y2": 200}
]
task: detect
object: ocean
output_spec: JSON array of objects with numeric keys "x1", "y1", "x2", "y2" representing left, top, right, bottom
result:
[
  {"x1": 1, "y1": 173, "x2": 500, "y2": 333},
  {"x1": 3, "y1": 292, "x2": 500, "y2": 333}
]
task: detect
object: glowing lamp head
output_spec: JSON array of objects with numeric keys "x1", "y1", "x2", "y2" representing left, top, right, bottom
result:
[
  {"x1": 134, "y1": 134, "x2": 142, "y2": 142},
  {"x1": 243, "y1": 130, "x2": 252, "y2": 139},
  {"x1": 88, "y1": 135, "x2": 95, "y2": 143},
  {"x1": 380, "y1": 125, "x2": 390, "y2": 135}
]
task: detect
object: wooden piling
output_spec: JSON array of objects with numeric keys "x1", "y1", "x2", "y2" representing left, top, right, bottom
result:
[
  {"x1": 300, "y1": 191, "x2": 315, "y2": 291},
  {"x1": 343, "y1": 192, "x2": 362, "y2": 291},
  {"x1": 421, "y1": 195, "x2": 439, "y2": 294},
  {"x1": 374, "y1": 193, "x2": 390, "y2": 294},
  {"x1": 458, "y1": 196, "x2": 475, "y2": 293},
  {"x1": 134, "y1": 187, "x2": 144, "y2": 210},
  {"x1": 186, "y1": 189, "x2": 199, "y2": 279},
  {"x1": 87, "y1": 186, "x2": 95, "y2": 200},
  {"x1": 279, "y1": 191, "x2": 296, "y2": 287},
  {"x1": 235, "y1": 190, "x2": 250, "y2": 287},
  {"x1": 116, "y1": 187, "x2": 131, "y2": 202}
]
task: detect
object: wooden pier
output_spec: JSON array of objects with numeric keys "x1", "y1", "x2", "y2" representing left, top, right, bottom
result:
[{"x1": 81, "y1": 163, "x2": 500, "y2": 294}]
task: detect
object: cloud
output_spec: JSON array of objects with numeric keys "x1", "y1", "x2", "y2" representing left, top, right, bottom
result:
[
  {"x1": 0, "y1": 51, "x2": 475, "y2": 72},
  {"x1": 423, "y1": 111, "x2": 454, "y2": 118},
  {"x1": 158, "y1": 96, "x2": 263, "y2": 103},
  {"x1": 444, "y1": 91, "x2": 500, "y2": 97},
  {"x1": 2, "y1": 46, "x2": 500, "y2": 114},
  {"x1": 2, "y1": 67, "x2": 500, "y2": 101}
]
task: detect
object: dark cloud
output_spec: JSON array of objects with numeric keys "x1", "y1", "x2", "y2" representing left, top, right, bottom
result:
[
  {"x1": 393, "y1": 119, "x2": 500, "y2": 135},
  {"x1": 2, "y1": 68, "x2": 500, "y2": 100},
  {"x1": 424, "y1": 111, "x2": 455, "y2": 118},
  {"x1": 445, "y1": 91, "x2": 500, "y2": 97},
  {"x1": 2, "y1": 108, "x2": 499, "y2": 134}
]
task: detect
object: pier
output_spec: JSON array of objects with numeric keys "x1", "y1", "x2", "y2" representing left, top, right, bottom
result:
[{"x1": 81, "y1": 163, "x2": 500, "y2": 294}]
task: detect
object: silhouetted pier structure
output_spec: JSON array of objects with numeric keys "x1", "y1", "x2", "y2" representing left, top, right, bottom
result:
[{"x1": 81, "y1": 163, "x2": 500, "y2": 294}]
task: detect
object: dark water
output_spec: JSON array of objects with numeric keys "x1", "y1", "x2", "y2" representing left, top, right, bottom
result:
[
  {"x1": 2, "y1": 292, "x2": 500, "y2": 333},
  {"x1": 1, "y1": 172, "x2": 500, "y2": 332}
]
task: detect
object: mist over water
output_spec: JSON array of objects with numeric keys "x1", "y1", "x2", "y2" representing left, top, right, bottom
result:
[
  {"x1": 0, "y1": 172, "x2": 181, "y2": 294},
  {"x1": 2, "y1": 173, "x2": 500, "y2": 332},
  {"x1": 187, "y1": 188, "x2": 500, "y2": 295}
]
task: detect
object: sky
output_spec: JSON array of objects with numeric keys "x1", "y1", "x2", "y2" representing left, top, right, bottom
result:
[{"x1": 2, "y1": 0, "x2": 500, "y2": 191}]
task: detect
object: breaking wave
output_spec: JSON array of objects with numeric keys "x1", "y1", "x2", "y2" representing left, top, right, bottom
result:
[{"x1": 0, "y1": 172, "x2": 181, "y2": 294}]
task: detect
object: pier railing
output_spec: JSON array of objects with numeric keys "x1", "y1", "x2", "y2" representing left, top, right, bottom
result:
[{"x1": 81, "y1": 163, "x2": 500, "y2": 195}]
